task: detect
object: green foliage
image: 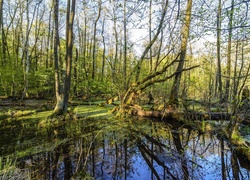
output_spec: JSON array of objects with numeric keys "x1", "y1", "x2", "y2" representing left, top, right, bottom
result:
[
  {"x1": 0, "y1": 156, "x2": 30, "y2": 179},
  {"x1": 0, "y1": 64, "x2": 24, "y2": 97},
  {"x1": 0, "y1": 62, "x2": 54, "y2": 98},
  {"x1": 28, "y1": 69, "x2": 54, "y2": 98}
]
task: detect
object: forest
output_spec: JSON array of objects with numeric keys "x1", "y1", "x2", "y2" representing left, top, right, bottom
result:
[{"x1": 1, "y1": 0, "x2": 250, "y2": 179}]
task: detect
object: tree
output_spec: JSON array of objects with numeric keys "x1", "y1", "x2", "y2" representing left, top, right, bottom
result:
[
  {"x1": 0, "y1": 0, "x2": 5, "y2": 65},
  {"x1": 123, "y1": 0, "x2": 127, "y2": 88},
  {"x1": 225, "y1": 0, "x2": 235, "y2": 101},
  {"x1": 64, "y1": 0, "x2": 76, "y2": 112},
  {"x1": 216, "y1": 0, "x2": 223, "y2": 102},
  {"x1": 91, "y1": 0, "x2": 101, "y2": 80},
  {"x1": 169, "y1": 0, "x2": 193, "y2": 107},
  {"x1": 53, "y1": 0, "x2": 76, "y2": 115},
  {"x1": 53, "y1": 0, "x2": 62, "y2": 114}
]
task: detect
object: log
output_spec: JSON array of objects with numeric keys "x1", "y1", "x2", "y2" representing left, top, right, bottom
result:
[{"x1": 128, "y1": 106, "x2": 232, "y2": 121}]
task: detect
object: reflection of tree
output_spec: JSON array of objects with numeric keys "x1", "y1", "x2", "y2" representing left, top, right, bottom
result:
[
  {"x1": 172, "y1": 130, "x2": 189, "y2": 180},
  {"x1": 137, "y1": 140, "x2": 177, "y2": 180},
  {"x1": 231, "y1": 153, "x2": 240, "y2": 180},
  {"x1": 52, "y1": 142, "x2": 73, "y2": 180},
  {"x1": 74, "y1": 128, "x2": 137, "y2": 179},
  {"x1": 7, "y1": 118, "x2": 250, "y2": 179},
  {"x1": 221, "y1": 139, "x2": 226, "y2": 180}
]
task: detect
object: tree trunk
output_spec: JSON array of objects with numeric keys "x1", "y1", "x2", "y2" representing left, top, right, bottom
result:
[
  {"x1": 91, "y1": 0, "x2": 101, "y2": 80},
  {"x1": 53, "y1": 0, "x2": 63, "y2": 114},
  {"x1": 123, "y1": 0, "x2": 127, "y2": 88},
  {"x1": 63, "y1": 0, "x2": 76, "y2": 112},
  {"x1": 216, "y1": 0, "x2": 223, "y2": 102},
  {"x1": 169, "y1": 0, "x2": 193, "y2": 107},
  {"x1": 225, "y1": 0, "x2": 234, "y2": 101},
  {"x1": 0, "y1": 0, "x2": 5, "y2": 65},
  {"x1": 101, "y1": 15, "x2": 106, "y2": 81},
  {"x1": 53, "y1": 0, "x2": 76, "y2": 115},
  {"x1": 46, "y1": 8, "x2": 52, "y2": 69}
]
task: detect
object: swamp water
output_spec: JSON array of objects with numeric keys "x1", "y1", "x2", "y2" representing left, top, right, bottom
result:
[{"x1": 0, "y1": 107, "x2": 250, "y2": 180}]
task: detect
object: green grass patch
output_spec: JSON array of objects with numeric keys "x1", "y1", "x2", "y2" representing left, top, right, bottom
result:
[{"x1": 74, "y1": 105, "x2": 114, "y2": 119}]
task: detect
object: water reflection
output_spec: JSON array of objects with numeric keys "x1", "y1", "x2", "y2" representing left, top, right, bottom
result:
[{"x1": 1, "y1": 117, "x2": 250, "y2": 179}]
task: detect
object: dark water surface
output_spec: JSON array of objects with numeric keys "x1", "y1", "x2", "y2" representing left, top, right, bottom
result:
[{"x1": 1, "y1": 114, "x2": 250, "y2": 180}]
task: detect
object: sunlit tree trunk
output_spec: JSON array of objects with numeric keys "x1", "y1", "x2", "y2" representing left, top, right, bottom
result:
[
  {"x1": 169, "y1": 0, "x2": 193, "y2": 107},
  {"x1": 149, "y1": 0, "x2": 152, "y2": 73},
  {"x1": 73, "y1": 48, "x2": 78, "y2": 96},
  {"x1": 22, "y1": 0, "x2": 31, "y2": 99},
  {"x1": 101, "y1": 15, "x2": 106, "y2": 81},
  {"x1": 92, "y1": 0, "x2": 101, "y2": 80},
  {"x1": 111, "y1": 0, "x2": 119, "y2": 83},
  {"x1": 216, "y1": 0, "x2": 223, "y2": 102},
  {"x1": 53, "y1": 0, "x2": 63, "y2": 114},
  {"x1": 123, "y1": 0, "x2": 127, "y2": 88},
  {"x1": 31, "y1": 2, "x2": 44, "y2": 71},
  {"x1": 46, "y1": 8, "x2": 53, "y2": 69},
  {"x1": 225, "y1": 0, "x2": 234, "y2": 101},
  {"x1": 53, "y1": 0, "x2": 76, "y2": 114},
  {"x1": 63, "y1": 0, "x2": 76, "y2": 111},
  {"x1": 82, "y1": 6, "x2": 87, "y2": 79}
]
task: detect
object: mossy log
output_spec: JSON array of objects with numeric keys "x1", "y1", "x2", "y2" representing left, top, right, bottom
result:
[{"x1": 128, "y1": 105, "x2": 232, "y2": 121}]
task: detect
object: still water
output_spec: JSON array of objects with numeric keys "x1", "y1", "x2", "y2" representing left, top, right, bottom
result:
[{"x1": 0, "y1": 114, "x2": 250, "y2": 180}]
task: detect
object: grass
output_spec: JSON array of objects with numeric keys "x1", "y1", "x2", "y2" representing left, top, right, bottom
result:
[
  {"x1": 74, "y1": 105, "x2": 114, "y2": 119},
  {"x1": 0, "y1": 156, "x2": 30, "y2": 180}
]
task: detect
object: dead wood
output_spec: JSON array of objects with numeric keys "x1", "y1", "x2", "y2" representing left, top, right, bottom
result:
[{"x1": 128, "y1": 105, "x2": 232, "y2": 121}]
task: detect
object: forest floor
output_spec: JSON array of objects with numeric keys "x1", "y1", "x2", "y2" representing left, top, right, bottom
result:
[{"x1": 0, "y1": 98, "x2": 115, "y2": 120}]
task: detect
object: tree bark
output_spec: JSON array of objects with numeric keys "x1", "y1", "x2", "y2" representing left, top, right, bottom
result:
[
  {"x1": 53, "y1": 0, "x2": 76, "y2": 115},
  {"x1": 225, "y1": 0, "x2": 234, "y2": 101},
  {"x1": 91, "y1": 0, "x2": 101, "y2": 80},
  {"x1": 101, "y1": 15, "x2": 106, "y2": 81},
  {"x1": 53, "y1": 0, "x2": 63, "y2": 114},
  {"x1": 123, "y1": 0, "x2": 127, "y2": 88},
  {"x1": 169, "y1": 0, "x2": 193, "y2": 107},
  {"x1": 129, "y1": 105, "x2": 232, "y2": 121},
  {"x1": 216, "y1": 0, "x2": 223, "y2": 102},
  {"x1": 63, "y1": 0, "x2": 76, "y2": 112}
]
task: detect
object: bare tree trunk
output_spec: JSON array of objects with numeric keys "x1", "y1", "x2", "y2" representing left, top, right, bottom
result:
[
  {"x1": 0, "y1": 0, "x2": 6, "y2": 65},
  {"x1": 63, "y1": 0, "x2": 76, "y2": 112},
  {"x1": 53, "y1": 0, "x2": 76, "y2": 115},
  {"x1": 169, "y1": 0, "x2": 193, "y2": 107},
  {"x1": 22, "y1": 0, "x2": 31, "y2": 99},
  {"x1": 149, "y1": 0, "x2": 152, "y2": 73},
  {"x1": 53, "y1": 0, "x2": 64, "y2": 114},
  {"x1": 91, "y1": 0, "x2": 101, "y2": 80},
  {"x1": 216, "y1": 0, "x2": 223, "y2": 102},
  {"x1": 46, "y1": 8, "x2": 53, "y2": 69},
  {"x1": 73, "y1": 48, "x2": 78, "y2": 95},
  {"x1": 101, "y1": 15, "x2": 106, "y2": 81},
  {"x1": 123, "y1": 0, "x2": 127, "y2": 88},
  {"x1": 111, "y1": 0, "x2": 118, "y2": 83},
  {"x1": 225, "y1": 0, "x2": 234, "y2": 101}
]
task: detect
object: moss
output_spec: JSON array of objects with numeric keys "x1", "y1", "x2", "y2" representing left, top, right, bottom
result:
[
  {"x1": 231, "y1": 132, "x2": 245, "y2": 146},
  {"x1": 235, "y1": 146, "x2": 250, "y2": 162}
]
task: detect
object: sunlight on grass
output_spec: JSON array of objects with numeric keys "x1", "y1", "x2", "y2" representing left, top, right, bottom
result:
[{"x1": 74, "y1": 105, "x2": 114, "y2": 118}]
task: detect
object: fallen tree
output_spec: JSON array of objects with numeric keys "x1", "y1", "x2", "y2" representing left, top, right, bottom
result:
[{"x1": 127, "y1": 104, "x2": 232, "y2": 121}]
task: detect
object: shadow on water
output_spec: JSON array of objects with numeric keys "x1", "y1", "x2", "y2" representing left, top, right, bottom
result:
[{"x1": 1, "y1": 115, "x2": 250, "y2": 180}]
